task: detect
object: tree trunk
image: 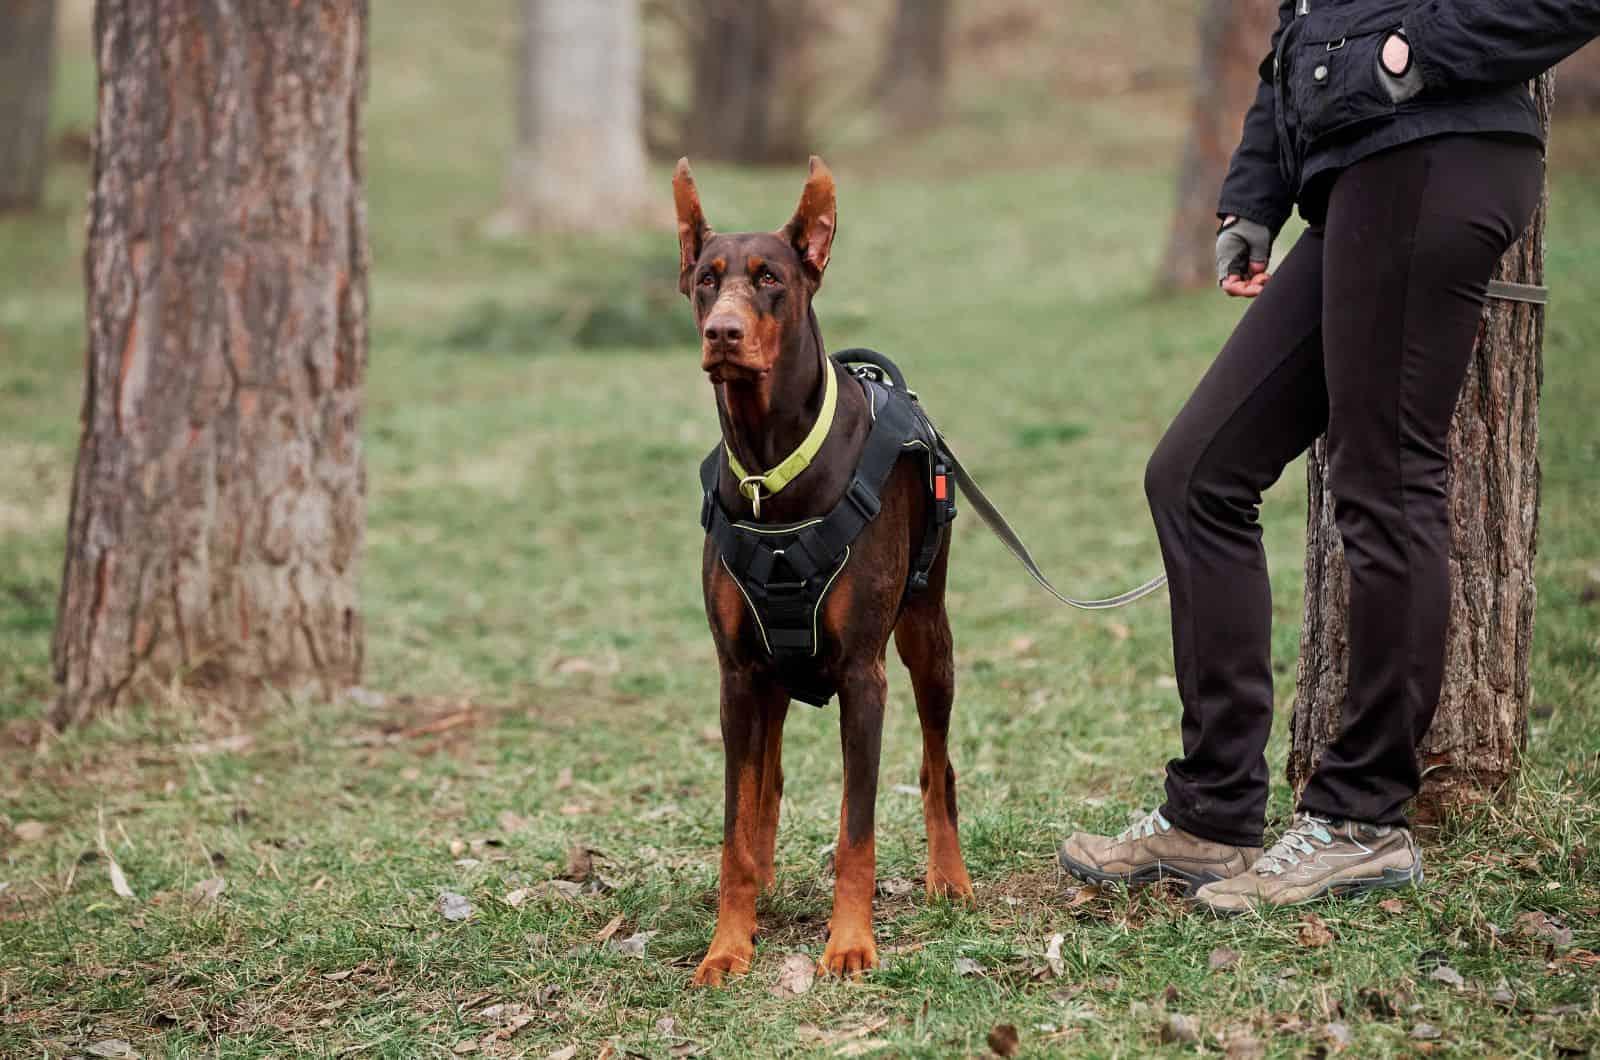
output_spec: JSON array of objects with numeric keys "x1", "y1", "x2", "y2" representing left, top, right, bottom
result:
[
  {"x1": 1156, "y1": 0, "x2": 1280, "y2": 294},
  {"x1": 1289, "y1": 78, "x2": 1553, "y2": 821},
  {"x1": 876, "y1": 0, "x2": 952, "y2": 134},
  {"x1": 685, "y1": 0, "x2": 814, "y2": 164},
  {"x1": 502, "y1": 0, "x2": 652, "y2": 232},
  {"x1": 0, "y1": 0, "x2": 56, "y2": 212},
  {"x1": 51, "y1": 0, "x2": 369, "y2": 728}
]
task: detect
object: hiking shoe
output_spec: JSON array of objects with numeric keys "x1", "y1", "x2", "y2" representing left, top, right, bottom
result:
[
  {"x1": 1192, "y1": 813, "x2": 1423, "y2": 914},
  {"x1": 1058, "y1": 809, "x2": 1262, "y2": 894}
]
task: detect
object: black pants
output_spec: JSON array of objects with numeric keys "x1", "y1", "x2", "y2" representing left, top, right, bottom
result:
[{"x1": 1149, "y1": 134, "x2": 1543, "y2": 847}]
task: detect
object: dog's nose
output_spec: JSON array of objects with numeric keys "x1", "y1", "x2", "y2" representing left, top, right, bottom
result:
[{"x1": 703, "y1": 316, "x2": 744, "y2": 347}]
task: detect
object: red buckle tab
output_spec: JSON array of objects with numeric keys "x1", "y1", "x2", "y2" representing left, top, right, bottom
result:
[{"x1": 934, "y1": 474, "x2": 948, "y2": 501}]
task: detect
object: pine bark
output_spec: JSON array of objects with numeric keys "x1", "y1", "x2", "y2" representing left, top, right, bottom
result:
[
  {"x1": 685, "y1": 0, "x2": 814, "y2": 164},
  {"x1": 876, "y1": 0, "x2": 952, "y2": 134},
  {"x1": 503, "y1": 0, "x2": 652, "y2": 232},
  {"x1": 1157, "y1": 0, "x2": 1281, "y2": 294},
  {"x1": 1289, "y1": 78, "x2": 1553, "y2": 820},
  {"x1": 52, "y1": 0, "x2": 369, "y2": 728},
  {"x1": 0, "y1": 0, "x2": 56, "y2": 212}
]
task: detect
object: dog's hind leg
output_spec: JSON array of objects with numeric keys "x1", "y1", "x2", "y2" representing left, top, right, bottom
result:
[
  {"x1": 693, "y1": 668, "x2": 788, "y2": 988},
  {"x1": 753, "y1": 699, "x2": 790, "y2": 891},
  {"x1": 895, "y1": 578, "x2": 975, "y2": 903},
  {"x1": 819, "y1": 660, "x2": 887, "y2": 977}
]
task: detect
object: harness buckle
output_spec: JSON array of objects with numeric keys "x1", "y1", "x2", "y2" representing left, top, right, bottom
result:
[
  {"x1": 845, "y1": 477, "x2": 881, "y2": 522},
  {"x1": 908, "y1": 571, "x2": 930, "y2": 593}
]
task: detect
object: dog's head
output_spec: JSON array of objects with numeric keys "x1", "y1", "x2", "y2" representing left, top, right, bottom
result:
[{"x1": 673, "y1": 156, "x2": 837, "y2": 385}]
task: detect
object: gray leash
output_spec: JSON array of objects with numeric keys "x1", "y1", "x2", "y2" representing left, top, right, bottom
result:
[
  {"x1": 1486, "y1": 280, "x2": 1548, "y2": 306},
  {"x1": 935, "y1": 433, "x2": 1169, "y2": 611},
  {"x1": 901, "y1": 274, "x2": 1545, "y2": 614}
]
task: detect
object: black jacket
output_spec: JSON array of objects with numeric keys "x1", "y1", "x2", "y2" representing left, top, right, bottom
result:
[{"x1": 1219, "y1": 0, "x2": 1600, "y2": 232}]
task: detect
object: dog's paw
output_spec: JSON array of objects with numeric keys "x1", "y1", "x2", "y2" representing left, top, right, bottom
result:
[
  {"x1": 818, "y1": 932, "x2": 878, "y2": 977},
  {"x1": 691, "y1": 942, "x2": 753, "y2": 988},
  {"x1": 925, "y1": 863, "x2": 976, "y2": 904}
]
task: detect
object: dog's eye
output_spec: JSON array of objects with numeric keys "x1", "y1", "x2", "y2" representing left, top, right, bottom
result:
[
  {"x1": 758, "y1": 271, "x2": 781, "y2": 288},
  {"x1": 698, "y1": 272, "x2": 716, "y2": 288}
]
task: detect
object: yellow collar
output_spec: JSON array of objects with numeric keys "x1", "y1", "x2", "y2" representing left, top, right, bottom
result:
[{"x1": 725, "y1": 358, "x2": 838, "y2": 517}]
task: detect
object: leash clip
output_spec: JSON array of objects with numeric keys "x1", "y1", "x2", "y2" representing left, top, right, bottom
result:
[{"x1": 739, "y1": 475, "x2": 767, "y2": 519}]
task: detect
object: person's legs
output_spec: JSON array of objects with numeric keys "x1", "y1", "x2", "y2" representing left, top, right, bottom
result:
[
  {"x1": 1299, "y1": 134, "x2": 1544, "y2": 826},
  {"x1": 1147, "y1": 231, "x2": 1330, "y2": 849}
]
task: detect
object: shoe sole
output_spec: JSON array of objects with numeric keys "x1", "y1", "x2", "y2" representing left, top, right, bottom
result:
[
  {"x1": 1057, "y1": 850, "x2": 1223, "y2": 897},
  {"x1": 1194, "y1": 864, "x2": 1425, "y2": 917}
]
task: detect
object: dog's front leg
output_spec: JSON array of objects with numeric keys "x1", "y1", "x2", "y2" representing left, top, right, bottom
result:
[
  {"x1": 693, "y1": 666, "x2": 787, "y2": 988},
  {"x1": 819, "y1": 660, "x2": 887, "y2": 977}
]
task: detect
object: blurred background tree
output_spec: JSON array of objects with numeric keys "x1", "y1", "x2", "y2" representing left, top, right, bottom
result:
[
  {"x1": 52, "y1": 0, "x2": 369, "y2": 727},
  {"x1": 498, "y1": 0, "x2": 653, "y2": 232},
  {"x1": 682, "y1": 0, "x2": 820, "y2": 164},
  {"x1": 876, "y1": 0, "x2": 953, "y2": 133},
  {"x1": 0, "y1": 0, "x2": 56, "y2": 213},
  {"x1": 1559, "y1": 41, "x2": 1600, "y2": 113},
  {"x1": 1157, "y1": 0, "x2": 1279, "y2": 293}
]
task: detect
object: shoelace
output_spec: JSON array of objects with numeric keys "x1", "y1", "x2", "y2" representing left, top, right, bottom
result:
[
  {"x1": 1254, "y1": 814, "x2": 1336, "y2": 876},
  {"x1": 1115, "y1": 808, "x2": 1172, "y2": 844}
]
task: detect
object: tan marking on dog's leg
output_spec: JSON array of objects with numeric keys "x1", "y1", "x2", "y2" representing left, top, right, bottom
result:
[{"x1": 896, "y1": 602, "x2": 974, "y2": 903}]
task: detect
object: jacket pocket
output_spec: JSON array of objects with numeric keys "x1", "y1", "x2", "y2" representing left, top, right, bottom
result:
[{"x1": 1284, "y1": 8, "x2": 1401, "y2": 146}]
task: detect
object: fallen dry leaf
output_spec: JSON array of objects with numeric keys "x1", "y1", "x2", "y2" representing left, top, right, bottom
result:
[
  {"x1": 191, "y1": 877, "x2": 226, "y2": 902},
  {"x1": 1378, "y1": 897, "x2": 1405, "y2": 914},
  {"x1": 1514, "y1": 911, "x2": 1574, "y2": 948},
  {"x1": 612, "y1": 930, "x2": 656, "y2": 956},
  {"x1": 540, "y1": 879, "x2": 584, "y2": 901},
  {"x1": 438, "y1": 891, "x2": 475, "y2": 922},
  {"x1": 1324, "y1": 1021, "x2": 1353, "y2": 1049},
  {"x1": 877, "y1": 877, "x2": 916, "y2": 898},
  {"x1": 1064, "y1": 884, "x2": 1104, "y2": 909},
  {"x1": 85, "y1": 1041, "x2": 137, "y2": 1059},
  {"x1": 498, "y1": 810, "x2": 529, "y2": 834},
  {"x1": 12, "y1": 820, "x2": 47, "y2": 842},
  {"x1": 1428, "y1": 964, "x2": 1466, "y2": 989},
  {"x1": 503, "y1": 888, "x2": 533, "y2": 908},
  {"x1": 987, "y1": 1023, "x2": 1020, "y2": 1057},
  {"x1": 107, "y1": 855, "x2": 136, "y2": 900},
  {"x1": 324, "y1": 969, "x2": 354, "y2": 981},
  {"x1": 1297, "y1": 913, "x2": 1334, "y2": 947},
  {"x1": 1208, "y1": 947, "x2": 1240, "y2": 971},
  {"x1": 545, "y1": 1046, "x2": 578, "y2": 1060},
  {"x1": 452, "y1": 1039, "x2": 478, "y2": 1055},
  {"x1": 1045, "y1": 933, "x2": 1066, "y2": 978},
  {"x1": 954, "y1": 956, "x2": 984, "y2": 976},
  {"x1": 594, "y1": 914, "x2": 624, "y2": 944},
  {"x1": 772, "y1": 953, "x2": 816, "y2": 997},
  {"x1": 1160, "y1": 1013, "x2": 1199, "y2": 1044},
  {"x1": 1411, "y1": 1022, "x2": 1441, "y2": 1041},
  {"x1": 1224, "y1": 1031, "x2": 1265, "y2": 1059},
  {"x1": 564, "y1": 844, "x2": 595, "y2": 881}
]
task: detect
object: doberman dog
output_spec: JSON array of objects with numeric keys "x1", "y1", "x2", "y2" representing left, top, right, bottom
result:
[{"x1": 675, "y1": 156, "x2": 974, "y2": 986}]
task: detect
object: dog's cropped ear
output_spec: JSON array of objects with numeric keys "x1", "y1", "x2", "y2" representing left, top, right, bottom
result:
[
  {"x1": 781, "y1": 156, "x2": 837, "y2": 288},
  {"x1": 674, "y1": 158, "x2": 713, "y2": 296}
]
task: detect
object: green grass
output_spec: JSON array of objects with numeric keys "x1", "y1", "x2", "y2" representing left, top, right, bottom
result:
[{"x1": 3, "y1": 4, "x2": 1599, "y2": 1057}]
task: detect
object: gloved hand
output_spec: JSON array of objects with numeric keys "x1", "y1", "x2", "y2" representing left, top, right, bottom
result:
[
  {"x1": 1215, "y1": 216, "x2": 1273, "y2": 294},
  {"x1": 1378, "y1": 31, "x2": 1423, "y2": 103}
]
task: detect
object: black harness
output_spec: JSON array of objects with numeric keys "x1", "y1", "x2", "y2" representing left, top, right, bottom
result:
[{"x1": 698, "y1": 350, "x2": 956, "y2": 707}]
